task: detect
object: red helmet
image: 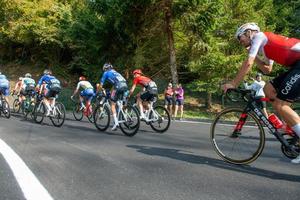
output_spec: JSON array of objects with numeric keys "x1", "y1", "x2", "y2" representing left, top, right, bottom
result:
[
  {"x1": 79, "y1": 76, "x2": 86, "y2": 81},
  {"x1": 133, "y1": 69, "x2": 142, "y2": 75}
]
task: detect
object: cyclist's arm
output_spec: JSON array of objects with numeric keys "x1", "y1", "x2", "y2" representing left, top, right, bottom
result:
[
  {"x1": 72, "y1": 82, "x2": 81, "y2": 96},
  {"x1": 232, "y1": 57, "x2": 255, "y2": 87},
  {"x1": 129, "y1": 84, "x2": 137, "y2": 97},
  {"x1": 254, "y1": 57, "x2": 273, "y2": 74}
]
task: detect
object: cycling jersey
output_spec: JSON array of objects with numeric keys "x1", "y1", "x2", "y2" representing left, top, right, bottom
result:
[
  {"x1": 249, "y1": 32, "x2": 300, "y2": 66},
  {"x1": 0, "y1": 75, "x2": 10, "y2": 96},
  {"x1": 38, "y1": 75, "x2": 61, "y2": 98},
  {"x1": 22, "y1": 77, "x2": 35, "y2": 90},
  {"x1": 100, "y1": 69, "x2": 127, "y2": 87},
  {"x1": 76, "y1": 81, "x2": 94, "y2": 91},
  {"x1": 133, "y1": 75, "x2": 157, "y2": 94}
]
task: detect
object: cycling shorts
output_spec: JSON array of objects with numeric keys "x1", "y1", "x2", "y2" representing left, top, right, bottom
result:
[
  {"x1": 270, "y1": 60, "x2": 300, "y2": 102},
  {"x1": 80, "y1": 88, "x2": 94, "y2": 101}
]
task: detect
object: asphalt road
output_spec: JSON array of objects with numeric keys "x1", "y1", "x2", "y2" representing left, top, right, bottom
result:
[{"x1": 0, "y1": 113, "x2": 299, "y2": 200}]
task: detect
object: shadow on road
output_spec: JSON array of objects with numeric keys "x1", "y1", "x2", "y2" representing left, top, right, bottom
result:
[{"x1": 127, "y1": 145, "x2": 300, "y2": 183}]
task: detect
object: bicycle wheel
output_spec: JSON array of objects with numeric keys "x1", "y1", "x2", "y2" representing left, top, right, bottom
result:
[
  {"x1": 2, "y1": 100, "x2": 10, "y2": 118},
  {"x1": 33, "y1": 101, "x2": 45, "y2": 124},
  {"x1": 119, "y1": 105, "x2": 140, "y2": 137},
  {"x1": 13, "y1": 99, "x2": 20, "y2": 113},
  {"x1": 50, "y1": 102, "x2": 66, "y2": 127},
  {"x1": 149, "y1": 106, "x2": 171, "y2": 133},
  {"x1": 93, "y1": 105, "x2": 110, "y2": 131},
  {"x1": 210, "y1": 108, "x2": 265, "y2": 165},
  {"x1": 72, "y1": 103, "x2": 83, "y2": 121}
]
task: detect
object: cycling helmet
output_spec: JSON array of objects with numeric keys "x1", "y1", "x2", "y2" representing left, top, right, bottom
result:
[
  {"x1": 43, "y1": 69, "x2": 52, "y2": 75},
  {"x1": 103, "y1": 63, "x2": 113, "y2": 71},
  {"x1": 25, "y1": 73, "x2": 32, "y2": 78},
  {"x1": 235, "y1": 22, "x2": 260, "y2": 40},
  {"x1": 19, "y1": 77, "x2": 23, "y2": 81},
  {"x1": 133, "y1": 69, "x2": 142, "y2": 75},
  {"x1": 79, "y1": 76, "x2": 86, "y2": 81},
  {"x1": 0, "y1": 72, "x2": 2, "y2": 75}
]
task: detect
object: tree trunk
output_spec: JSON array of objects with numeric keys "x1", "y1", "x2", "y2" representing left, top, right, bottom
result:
[
  {"x1": 164, "y1": 0, "x2": 178, "y2": 85},
  {"x1": 206, "y1": 92, "x2": 212, "y2": 109}
]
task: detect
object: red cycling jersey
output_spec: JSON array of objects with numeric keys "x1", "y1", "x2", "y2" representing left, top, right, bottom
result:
[
  {"x1": 263, "y1": 32, "x2": 300, "y2": 66},
  {"x1": 133, "y1": 75, "x2": 152, "y2": 87}
]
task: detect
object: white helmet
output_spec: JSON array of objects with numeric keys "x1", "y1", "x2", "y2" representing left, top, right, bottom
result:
[{"x1": 235, "y1": 22, "x2": 260, "y2": 40}]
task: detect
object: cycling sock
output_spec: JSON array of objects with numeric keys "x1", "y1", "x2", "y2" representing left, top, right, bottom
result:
[
  {"x1": 113, "y1": 113, "x2": 118, "y2": 125},
  {"x1": 292, "y1": 124, "x2": 300, "y2": 137}
]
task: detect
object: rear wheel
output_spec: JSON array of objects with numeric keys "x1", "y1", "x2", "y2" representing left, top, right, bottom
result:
[{"x1": 210, "y1": 108, "x2": 265, "y2": 165}]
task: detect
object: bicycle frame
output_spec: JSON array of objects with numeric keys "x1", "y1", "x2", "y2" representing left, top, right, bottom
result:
[{"x1": 237, "y1": 96, "x2": 299, "y2": 155}]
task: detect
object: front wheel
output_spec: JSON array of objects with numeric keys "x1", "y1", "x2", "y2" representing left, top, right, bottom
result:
[
  {"x1": 149, "y1": 106, "x2": 171, "y2": 133},
  {"x1": 50, "y1": 102, "x2": 66, "y2": 127},
  {"x1": 33, "y1": 101, "x2": 45, "y2": 124},
  {"x1": 210, "y1": 108, "x2": 265, "y2": 165},
  {"x1": 119, "y1": 105, "x2": 140, "y2": 137},
  {"x1": 1, "y1": 100, "x2": 10, "y2": 118},
  {"x1": 93, "y1": 105, "x2": 110, "y2": 131},
  {"x1": 13, "y1": 99, "x2": 20, "y2": 113},
  {"x1": 72, "y1": 103, "x2": 83, "y2": 121}
]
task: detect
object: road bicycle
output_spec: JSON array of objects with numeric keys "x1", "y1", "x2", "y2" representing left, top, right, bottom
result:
[
  {"x1": 210, "y1": 88, "x2": 300, "y2": 165},
  {"x1": 93, "y1": 92, "x2": 140, "y2": 137},
  {"x1": 0, "y1": 93, "x2": 10, "y2": 118},
  {"x1": 33, "y1": 94, "x2": 66, "y2": 127},
  {"x1": 131, "y1": 96, "x2": 171, "y2": 133}
]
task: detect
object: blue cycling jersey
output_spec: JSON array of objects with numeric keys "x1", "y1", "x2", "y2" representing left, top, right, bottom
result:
[
  {"x1": 37, "y1": 75, "x2": 56, "y2": 86},
  {"x1": 100, "y1": 69, "x2": 126, "y2": 86}
]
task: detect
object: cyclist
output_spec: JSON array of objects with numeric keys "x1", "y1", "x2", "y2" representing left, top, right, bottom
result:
[
  {"x1": 71, "y1": 76, "x2": 95, "y2": 115},
  {"x1": 20, "y1": 73, "x2": 36, "y2": 105},
  {"x1": 222, "y1": 22, "x2": 300, "y2": 163},
  {"x1": 36, "y1": 69, "x2": 61, "y2": 116},
  {"x1": 12, "y1": 77, "x2": 23, "y2": 105},
  {"x1": 0, "y1": 72, "x2": 10, "y2": 103},
  {"x1": 128, "y1": 69, "x2": 158, "y2": 120},
  {"x1": 97, "y1": 63, "x2": 128, "y2": 131},
  {"x1": 243, "y1": 73, "x2": 268, "y2": 117}
]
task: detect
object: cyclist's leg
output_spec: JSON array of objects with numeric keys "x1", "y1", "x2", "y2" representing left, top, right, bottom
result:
[
  {"x1": 264, "y1": 65, "x2": 300, "y2": 136},
  {"x1": 110, "y1": 89, "x2": 119, "y2": 129}
]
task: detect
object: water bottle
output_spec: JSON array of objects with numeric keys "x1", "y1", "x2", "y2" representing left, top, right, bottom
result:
[{"x1": 268, "y1": 113, "x2": 283, "y2": 129}]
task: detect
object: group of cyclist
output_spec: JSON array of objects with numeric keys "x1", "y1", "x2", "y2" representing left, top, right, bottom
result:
[{"x1": 1, "y1": 22, "x2": 300, "y2": 164}]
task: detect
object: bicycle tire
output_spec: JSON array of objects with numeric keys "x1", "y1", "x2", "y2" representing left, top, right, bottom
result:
[
  {"x1": 149, "y1": 106, "x2": 171, "y2": 133},
  {"x1": 2, "y1": 100, "x2": 10, "y2": 118},
  {"x1": 33, "y1": 101, "x2": 45, "y2": 124},
  {"x1": 210, "y1": 108, "x2": 265, "y2": 165},
  {"x1": 72, "y1": 103, "x2": 83, "y2": 121},
  {"x1": 13, "y1": 99, "x2": 20, "y2": 113},
  {"x1": 119, "y1": 105, "x2": 140, "y2": 137},
  {"x1": 93, "y1": 104, "x2": 110, "y2": 131},
  {"x1": 50, "y1": 102, "x2": 66, "y2": 127}
]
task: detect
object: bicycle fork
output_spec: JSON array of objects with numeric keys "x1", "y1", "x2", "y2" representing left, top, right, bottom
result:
[{"x1": 231, "y1": 113, "x2": 248, "y2": 138}]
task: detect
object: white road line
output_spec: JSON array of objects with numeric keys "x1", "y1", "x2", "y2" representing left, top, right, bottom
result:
[{"x1": 0, "y1": 139, "x2": 54, "y2": 200}]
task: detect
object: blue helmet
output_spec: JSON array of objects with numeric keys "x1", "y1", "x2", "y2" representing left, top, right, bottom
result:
[{"x1": 103, "y1": 63, "x2": 113, "y2": 71}]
